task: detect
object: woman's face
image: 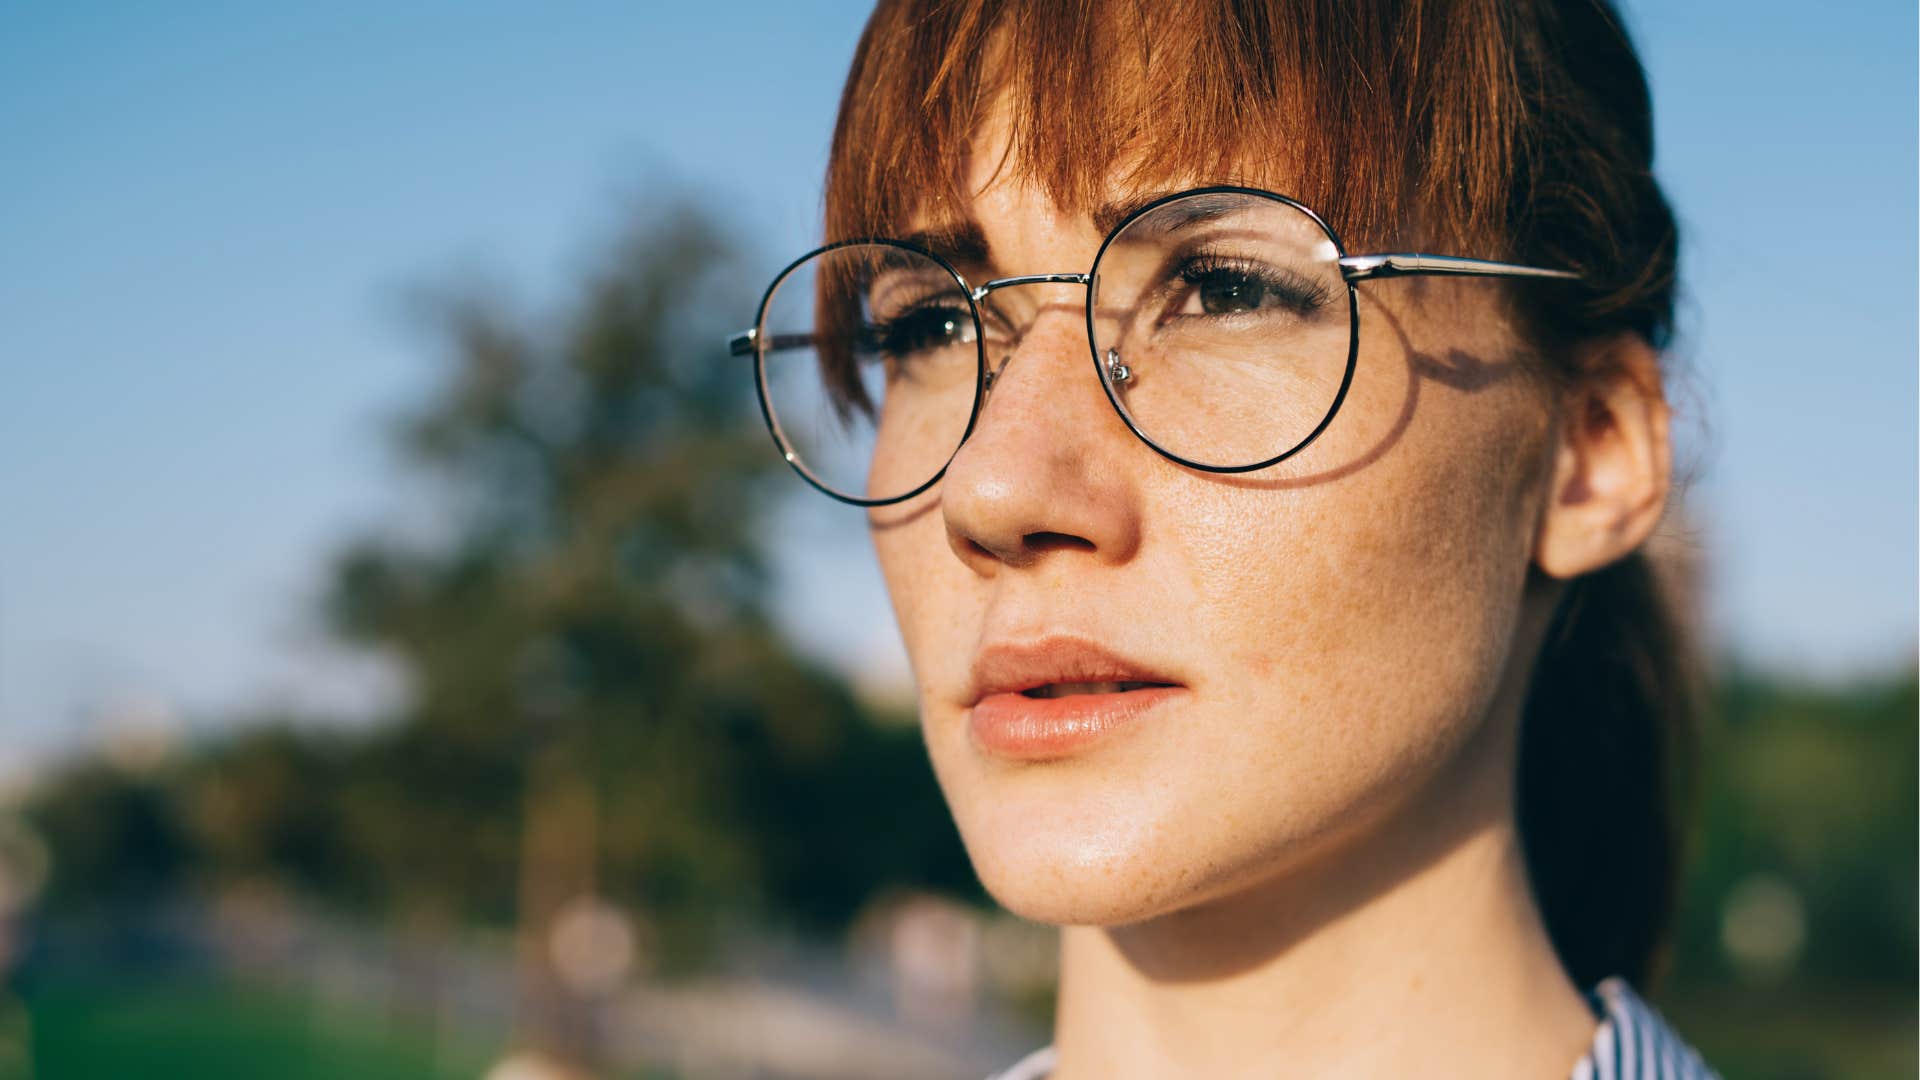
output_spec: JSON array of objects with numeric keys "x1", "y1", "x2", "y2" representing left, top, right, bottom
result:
[{"x1": 867, "y1": 116, "x2": 1563, "y2": 927}]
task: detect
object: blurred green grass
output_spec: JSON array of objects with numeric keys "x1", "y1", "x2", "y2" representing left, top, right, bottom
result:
[
  {"x1": 1661, "y1": 984, "x2": 1916, "y2": 1080},
  {"x1": 22, "y1": 978, "x2": 495, "y2": 1080}
]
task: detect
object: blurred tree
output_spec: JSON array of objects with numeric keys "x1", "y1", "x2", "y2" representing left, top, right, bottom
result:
[
  {"x1": 326, "y1": 205, "x2": 770, "y2": 932},
  {"x1": 26, "y1": 762, "x2": 191, "y2": 914},
  {"x1": 318, "y1": 196, "x2": 971, "y2": 1066},
  {"x1": 178, "y1": 724, "x2": 356, "y2": 902},
  {"x1": 1672, "y1": 667, "x2": 1918, "y2": 989}
]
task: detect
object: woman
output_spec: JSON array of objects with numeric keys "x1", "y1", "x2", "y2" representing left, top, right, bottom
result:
[{"x1": 734, "y1": 0, "x2": 1715, "y2": 1075}]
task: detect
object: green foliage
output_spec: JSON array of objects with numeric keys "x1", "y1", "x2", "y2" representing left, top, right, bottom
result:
[
  {"x1": 1656, "y1": 666, "x2": 1918, "y2": 1079},
  {"x1": 24, "y1": 763, "x2": 192, "y2": 912},
  {"x1": 1669, "y1": 667, "x2": 1918, "y2": 989}
]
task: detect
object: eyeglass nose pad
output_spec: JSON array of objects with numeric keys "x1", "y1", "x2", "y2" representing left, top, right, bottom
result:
[
  {"x1": 1105, "y1": 348, "x2": 1132, "y2": 384},
  {"x1": 982, "y1": 344, "x2": 1018, "y2": 394}
]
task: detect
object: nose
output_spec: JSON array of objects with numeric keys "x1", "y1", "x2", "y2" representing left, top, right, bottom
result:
[{"x1": 941, "y1": 291, "x2": 1143, "y2": 573}]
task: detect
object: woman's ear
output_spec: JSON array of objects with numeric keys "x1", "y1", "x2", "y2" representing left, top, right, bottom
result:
[{"x1": 1534, "y1": 334, "x2": 1672, "y2": 579}]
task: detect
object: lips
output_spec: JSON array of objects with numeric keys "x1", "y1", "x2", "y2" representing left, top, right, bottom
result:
[{"x1": 965, "y1": 637, "x2": 1185, "y2": 759}]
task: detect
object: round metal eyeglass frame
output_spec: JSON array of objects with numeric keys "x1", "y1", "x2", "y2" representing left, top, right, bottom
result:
[{"x1": 727, "y1": 185, "x2": 1582, "y2": 507}]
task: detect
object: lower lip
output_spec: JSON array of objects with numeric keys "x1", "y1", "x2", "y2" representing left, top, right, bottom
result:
[{"x1": 969, "y1": 686, "x2": 1184, "y2": 759}]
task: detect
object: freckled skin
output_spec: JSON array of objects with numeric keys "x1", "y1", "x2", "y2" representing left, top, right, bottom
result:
[{"x1": 866, "y1": 156, "x2": 1563, "y2": 931}]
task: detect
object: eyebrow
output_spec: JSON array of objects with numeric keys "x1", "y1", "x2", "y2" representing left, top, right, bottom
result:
[
  {"x1": 1094, "y1": 189, "x2": 1244, "y2": 238},
  {"x1": 893, "y1": 189, "x2": 1228, "y2": 271},
  {"x1": 896, "y1": 221, "x2": 991, "y2": 269}
]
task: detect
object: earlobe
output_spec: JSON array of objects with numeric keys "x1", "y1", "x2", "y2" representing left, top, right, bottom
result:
[{"x1": 1532, "y1": 335, "x2": 1672, "y2": 580}]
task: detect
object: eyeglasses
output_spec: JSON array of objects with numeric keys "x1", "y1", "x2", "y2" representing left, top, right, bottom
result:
[{"x1": 727, "y1": 186, "x2": 1580, "y2": 506}]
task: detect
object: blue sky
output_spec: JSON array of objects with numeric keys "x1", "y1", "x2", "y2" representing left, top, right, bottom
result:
[{"x1": 2, "y1": 2, "x2": 1914, "y2": 771}]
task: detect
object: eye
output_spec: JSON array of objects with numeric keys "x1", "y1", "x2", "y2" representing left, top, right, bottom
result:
[
  {"x1": 1192, "y1": 269, "x2": 1267, "y2": 314},
  {"x1": 865, "y1": 302, "x2": 976, "y2": 359},
  {"x1": 1174, "y1": 257, "x2": 1330, "y2": 318}
]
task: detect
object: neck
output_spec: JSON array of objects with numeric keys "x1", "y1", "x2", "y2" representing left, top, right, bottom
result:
[{"x1": 1046, "y1": 730, "x2": 1597, "y2": 1079}]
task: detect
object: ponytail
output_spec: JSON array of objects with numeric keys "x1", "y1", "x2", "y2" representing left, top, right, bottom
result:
[{"x1": 1517, "y1": 549, "x2": 1702, "y2": 989}]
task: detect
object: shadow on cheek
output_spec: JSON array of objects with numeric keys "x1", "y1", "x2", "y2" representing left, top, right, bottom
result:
[
  {"x1": 1206, "y1": 293, "x2": 1526, "y2": 493},
  {"x1": 866, "y1": 488, "x2": 943, "y2": 532}
]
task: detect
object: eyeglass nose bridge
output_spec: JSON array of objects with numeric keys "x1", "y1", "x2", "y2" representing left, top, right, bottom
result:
[
  {"x1": 968, "y1": 272, "x2": 1091, "y2": 302},
  {"x1": 969, "y1": 273, "x2": 1093, "y2": 392}
]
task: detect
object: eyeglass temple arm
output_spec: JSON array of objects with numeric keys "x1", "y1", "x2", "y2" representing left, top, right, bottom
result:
[
  {"x1": 1338, "y1": 254, "x2": 1581, "y2": 283},
  {"x1": 727, "y1": 328, "x2": 827, "y2": 356}
]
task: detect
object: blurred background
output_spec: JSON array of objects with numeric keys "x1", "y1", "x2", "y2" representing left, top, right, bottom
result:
[{"x1": 0, "y1": 3, "x2": 1912, "y2": 1078}]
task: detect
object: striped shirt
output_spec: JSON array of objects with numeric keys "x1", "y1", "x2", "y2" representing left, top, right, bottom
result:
[{"x1": 986, "y1": 976, "x2": 1719, "y2": 1079}]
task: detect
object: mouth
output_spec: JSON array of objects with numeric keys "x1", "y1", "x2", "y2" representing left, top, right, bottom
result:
[
  {"x1": 966, "y1": 638, "x2": 1185, "y2": 760},
  {"x1": 1018, "y1": 679, "x2": 1171, "y2": 698}
]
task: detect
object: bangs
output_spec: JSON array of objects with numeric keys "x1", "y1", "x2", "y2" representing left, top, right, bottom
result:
[{"x1": 826, "y1": 0, "x2": 1526, "y2": 256}]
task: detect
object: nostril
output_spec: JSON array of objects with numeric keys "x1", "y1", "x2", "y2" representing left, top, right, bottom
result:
[
  {"x1": 956, "y1": 530, "x2": 1097, "y2": 568},
  {"x1": 1023, "y1": 531, "x2": 1095, "y2": 554}
]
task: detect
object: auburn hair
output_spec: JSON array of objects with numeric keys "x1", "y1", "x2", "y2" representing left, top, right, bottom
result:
[{"x1": 825, "y1": 0, "x2": 1696, "y2": 990}]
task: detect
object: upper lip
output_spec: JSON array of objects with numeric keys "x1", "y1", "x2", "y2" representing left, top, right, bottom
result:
[{"x1": 965, "y1": 635, "x2": 1182, "y2": 705}]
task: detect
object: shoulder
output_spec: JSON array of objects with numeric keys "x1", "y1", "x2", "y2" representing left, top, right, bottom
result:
[{"x1": 1572, "y1": 976, "x2": 1720, "y2": 1080}]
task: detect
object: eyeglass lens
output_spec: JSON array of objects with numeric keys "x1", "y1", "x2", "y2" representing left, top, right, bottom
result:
[{"x1": 758, "y1": 242, "x2": 982, "y2": 503}]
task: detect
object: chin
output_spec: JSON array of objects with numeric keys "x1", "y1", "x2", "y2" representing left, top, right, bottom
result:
[
  {"x1": 930, "y1": 743, "x2": 1295, "y2": 928},
  {"x1": 966, "y1": 823, "x2": 1199, "y2": 927},
  {"x1": 958, "y1": 785, "x2": 1416, "y2": 932}
]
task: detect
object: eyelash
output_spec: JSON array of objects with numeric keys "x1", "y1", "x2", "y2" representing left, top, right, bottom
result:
[
  {"x1": 1174, "y1": 255, "x2": 1333, "y2": 315},
  {"x1": 865, "y1": 299, "x2": 972, "y2": 357}
]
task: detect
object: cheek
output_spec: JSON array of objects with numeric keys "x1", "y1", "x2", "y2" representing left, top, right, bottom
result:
[
  {"x1": 863, "y1": 338, "x2": 1553, "y2": 928},
  {"x1": 1131, "y1": 382, "x2": 1548, "y2": 896},
  {"x1": 867, "y1": 493, "x2": 974, "y2": 689},
  {"x1": 1190, "y1": 451, "x2": 1531, "y2": 769},
  {"x1": 1241, "y1": 353, "x2": 1542, "y2": 678},
  {"x1": 1185, "y1": 303, "x2": 1549, "y2": 740}
]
